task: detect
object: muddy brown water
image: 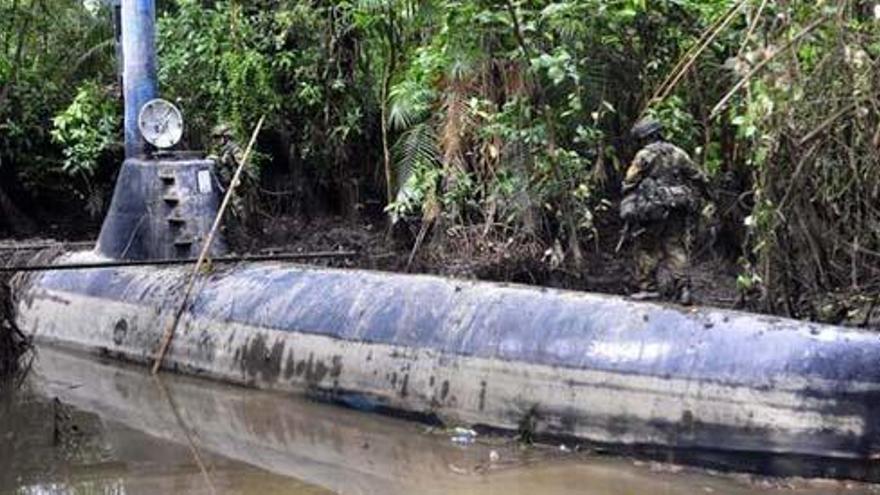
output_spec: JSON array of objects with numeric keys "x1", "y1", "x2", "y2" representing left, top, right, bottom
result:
[{"x1": 1, "y1": 347, "x2": 877, "y2": 495}]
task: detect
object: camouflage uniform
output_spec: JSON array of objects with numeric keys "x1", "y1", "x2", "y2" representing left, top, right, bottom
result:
[
  {"x1": 218, "y1": 140, "x2": 247, "y2": 190},
  {"x1": 210, "y1": 125, "x2": 256, "y2": 239},
  {"x1": 621, "y1": 134, "x2": 707, "y2": 299},
  {"x1": 211, "y1": 125, "x2": 244, "y2": 185}
]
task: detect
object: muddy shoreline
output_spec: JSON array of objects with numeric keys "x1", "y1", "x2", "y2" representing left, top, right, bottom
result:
[{"x1": 0, "y1": 243, "x2": 41, "y2": 383}]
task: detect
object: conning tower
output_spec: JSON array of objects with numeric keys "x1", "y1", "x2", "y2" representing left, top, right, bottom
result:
[{"x1": 97, "y1": 0, "x2": 226, "y2": 260}]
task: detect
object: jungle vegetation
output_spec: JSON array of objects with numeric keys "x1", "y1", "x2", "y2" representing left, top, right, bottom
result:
[{"x1": 1, "y1": 0, "x2": 879, "y2": 322}]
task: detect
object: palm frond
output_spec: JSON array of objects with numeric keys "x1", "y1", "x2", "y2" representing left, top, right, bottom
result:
[
  {"x1": 389, "y1": 79, "x2": 435, "y2": 130},
  {"x1": 540, "y1": 3, "x2": 590, "y2": 43},
  {"x1": 579, "y1": 61, "x2": 610, "y2": 105},
  {"x1": 393, "y1": 121, "x2": 439, "y2": 185},
  {"x1": 71, "y1": 38, "x2": 115, "y2": 76}
]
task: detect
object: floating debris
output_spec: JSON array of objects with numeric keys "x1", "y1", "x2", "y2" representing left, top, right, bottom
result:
[{"x1": 450, "y1": 426, "x2": 478, "y2": 445}]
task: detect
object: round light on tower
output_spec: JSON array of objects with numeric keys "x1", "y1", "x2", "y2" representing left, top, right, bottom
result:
[{"x1": 138, "y1": 98, "x2": 183, "y2": 149}]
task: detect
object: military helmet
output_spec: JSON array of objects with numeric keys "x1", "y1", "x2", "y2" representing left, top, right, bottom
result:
[
  {"x1": 211, "y1": 123, "x2": 233, "y2": 138},
  {"x1": 631, "y1": 118, "x2": 664, "y2": 140}
]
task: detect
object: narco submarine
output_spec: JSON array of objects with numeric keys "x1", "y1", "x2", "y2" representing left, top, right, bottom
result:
[{"x1": 13, "y1": 0, "x2": 880, "y2": 481}]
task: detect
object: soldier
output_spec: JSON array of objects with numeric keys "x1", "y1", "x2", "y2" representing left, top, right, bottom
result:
[
  {"x1": 209, "y1": 124, "x2": 256, "y2": 241},
  {"x1": 210, "y1": 124, "x2": 245, "y2": 188},
  {"x1": 619, "y1": 118, "x2": 709, "y2": 303}
]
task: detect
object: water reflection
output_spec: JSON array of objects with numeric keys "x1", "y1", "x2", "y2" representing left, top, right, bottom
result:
[
  {"x1": 0, "y1": 347, "x2": 876, "y2": 495},
  {"x1": 0, "y1": 391, "x2": 328, "y2": 494}
]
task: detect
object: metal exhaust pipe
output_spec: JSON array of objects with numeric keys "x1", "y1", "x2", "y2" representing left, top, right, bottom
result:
[{"x1": 121, "y1": 0, "x2": 157, "y2": 158}]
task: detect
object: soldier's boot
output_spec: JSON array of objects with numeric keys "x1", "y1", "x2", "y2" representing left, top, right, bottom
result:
[
  {"x1": 631, "y1": 244, "x2": 662, "y2": 300},
  {"x1": 657, "y1": 237, "x2": 691, "y2": 304}
]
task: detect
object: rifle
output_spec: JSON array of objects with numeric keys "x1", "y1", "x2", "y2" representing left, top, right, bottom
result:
[
  {"x1": 615, "y1": 223, "x2": 630, "y2": 253},
  {"x1": 615, "y1": 222, "x2": 646, "y2": 253}
]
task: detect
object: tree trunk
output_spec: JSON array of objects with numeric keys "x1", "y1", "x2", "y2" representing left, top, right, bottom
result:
[{"x1": 380, "y1": 61, "x2": 394, "y2": 208}]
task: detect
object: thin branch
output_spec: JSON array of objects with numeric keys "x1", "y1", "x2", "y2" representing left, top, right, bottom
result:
[
  {"x1": 736, "y1": 0, "x2": 769, "y2": 59},
  {"x1": 503, "y1": 0, "x2": 531, "y2": 61},
  {"x1": 644, "y1": 0, "x2": 747, "y2": 116},
  {"x1": 710, "y1": 16, "x2": 829, "y2": 119},
  {"x1": 798, "y1": 102, "x2": 856, "y2": 147}
]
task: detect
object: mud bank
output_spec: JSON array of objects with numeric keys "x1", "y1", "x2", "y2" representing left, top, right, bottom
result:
[{"x1": 0, "y1": 243, "x2": 41, "y2": 382}]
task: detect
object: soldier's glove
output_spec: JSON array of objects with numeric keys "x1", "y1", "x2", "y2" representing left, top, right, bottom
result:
[
  {"x1": 619, "y1": 195, "x2": 639, "y2": 222},
  {"x1": 701, "y1": 202, "x2": 717, "y2": 222}
]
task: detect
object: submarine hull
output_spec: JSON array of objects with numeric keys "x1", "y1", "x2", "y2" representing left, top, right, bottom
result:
[{"x1": 15, "y1": 251, "x2": 880, "y2": 478}]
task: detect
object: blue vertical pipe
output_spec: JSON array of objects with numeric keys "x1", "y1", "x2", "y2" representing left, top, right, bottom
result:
[{"x1": 121, "y1": 0, "x2": 158, "y2": 158}]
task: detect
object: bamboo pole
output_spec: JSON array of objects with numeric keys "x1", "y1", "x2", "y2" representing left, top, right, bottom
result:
[{"x1": 152, "y1": 116, "x2": 265, "y2": 375}]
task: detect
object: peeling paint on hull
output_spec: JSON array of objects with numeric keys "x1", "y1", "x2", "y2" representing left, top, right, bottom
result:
[{"x1": 14, "y1": 252, "x2": 880, "y2": 478}]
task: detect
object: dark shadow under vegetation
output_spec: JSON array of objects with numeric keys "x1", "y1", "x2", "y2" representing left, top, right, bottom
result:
[{"x1": 0, "y1": 251, "x2": 33, "y2": 385}]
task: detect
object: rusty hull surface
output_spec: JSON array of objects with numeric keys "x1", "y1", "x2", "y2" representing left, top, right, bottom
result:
[{"x1": 14, "y1": 251, "x2": 880, "y2": 479}]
